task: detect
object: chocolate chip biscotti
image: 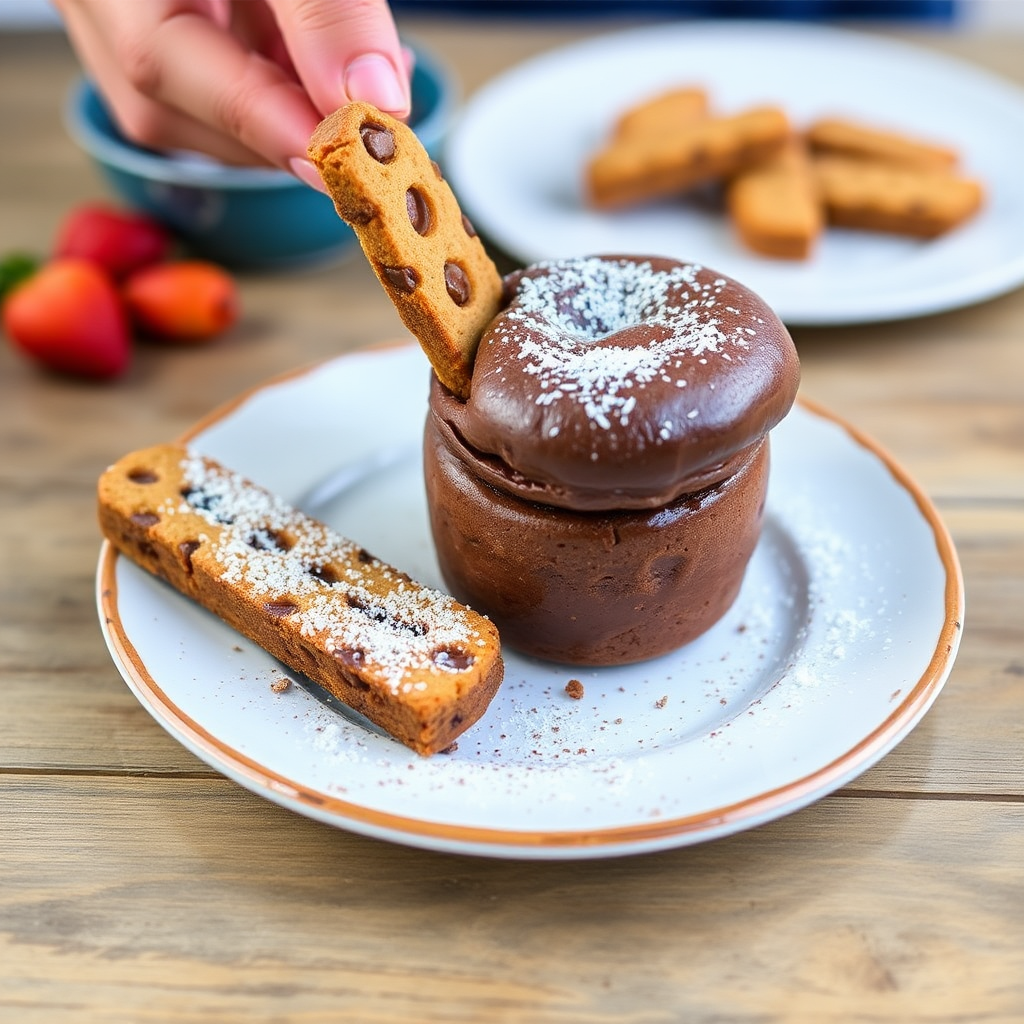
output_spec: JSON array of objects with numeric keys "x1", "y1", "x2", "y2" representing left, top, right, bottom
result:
[
  {"x1": 307, "y1": 102, "x2": 504, "y2": 400},
  {"x1": 98, "y1": 443, "x2": 504, "y2": 755}
]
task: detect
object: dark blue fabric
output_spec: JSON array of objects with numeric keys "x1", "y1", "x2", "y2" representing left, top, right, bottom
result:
[{"x1": 391, "y1": 0, "x2": 957, "y2": 22}]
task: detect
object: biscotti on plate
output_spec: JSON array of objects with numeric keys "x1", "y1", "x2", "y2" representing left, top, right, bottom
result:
[{"x1": 98, "y1": 443, "x2": 503, "y2": 756}]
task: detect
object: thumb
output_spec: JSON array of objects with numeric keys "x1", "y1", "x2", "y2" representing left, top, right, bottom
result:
[{"x1": 266, "y1": 0, "x2": 410, "y2": 119}]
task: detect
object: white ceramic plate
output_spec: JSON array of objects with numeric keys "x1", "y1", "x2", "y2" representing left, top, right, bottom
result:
[
  {"x1": 445, "y1": 21, "x2": 1024, "y2": 325},
  {"x1": 97, "y1": 343, "x2": 963, "y2": 859}
]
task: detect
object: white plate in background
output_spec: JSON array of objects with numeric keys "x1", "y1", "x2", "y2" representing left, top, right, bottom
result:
[{"x1": 445, "y1": 21, "x2": 1024, "y2": 324}]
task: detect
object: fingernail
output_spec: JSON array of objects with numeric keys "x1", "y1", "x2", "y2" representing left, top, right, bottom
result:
[
  {"x1": 288, "y1": 157, "x2": 327, "y2": 194},
  {"x1": 344, "y1": 53, "x2": 409, "y2": 115}
]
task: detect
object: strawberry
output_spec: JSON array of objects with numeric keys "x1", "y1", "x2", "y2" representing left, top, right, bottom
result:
[
  {"x1": 54, "y1": 203, "x2": 171, "y2": 280},
  {"x1": 122, "y1": 261, "x2": 239, "y2": 343},
  {"x1": 2, "y1": 258, "x2": 131, "y2": 379}
]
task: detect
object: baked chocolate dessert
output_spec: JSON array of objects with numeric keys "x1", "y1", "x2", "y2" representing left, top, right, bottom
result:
[{"x1": 424, "y1": 255, "x2": 800, "y2": 666}]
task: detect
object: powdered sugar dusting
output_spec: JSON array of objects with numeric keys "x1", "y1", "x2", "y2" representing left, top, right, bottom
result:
[
  {"x1": 494, "y1": 258, "x2": 758, "y2": 431},
  {"x1": 169, "y1": 452, "x2": 483, "y2": 689}
]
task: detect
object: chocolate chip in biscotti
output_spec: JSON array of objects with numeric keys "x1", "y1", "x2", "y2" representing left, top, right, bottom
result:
[
  {"x1": 308, "y1": 102, "x2": 505, "y2": 399},
  {"x1": 406, "y1": 187, "x2": 432, "y2": 235},
  {"x1": 360, "y1": 122, "x2": 396, "y2": 163},
  {"x1": 382, "y1": 265, "x2": 420, "y2": 293},
  {"x1": 444, "y1": 263, "x2": 471, "y2": 306}
]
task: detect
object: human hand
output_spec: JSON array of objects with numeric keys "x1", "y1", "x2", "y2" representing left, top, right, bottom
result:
[{"x1": 53, "y1": 0, "x2": 410, "y2": 192}]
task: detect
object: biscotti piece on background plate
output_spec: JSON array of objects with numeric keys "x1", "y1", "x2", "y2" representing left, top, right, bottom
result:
[
  {"x1": 727, "y1": 137, "x2": 824, "y2": 259},
  {"x1": 586, "y1": 105, "x2": 791, "y2": 210},
  {"x1": 813, "y1": 154, "x2": 984, "y2": 238},
  {"x1": 611, "y1": 86, "x2": 710, "y2": 141},
  {"x1": 807, "y1": 117, "x2": 960, "y2": 172}
]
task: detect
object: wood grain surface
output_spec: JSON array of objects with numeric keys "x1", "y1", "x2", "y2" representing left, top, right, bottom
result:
[{"x1": 1, "y1": 19, "x2": 1022, "y2": 1024}]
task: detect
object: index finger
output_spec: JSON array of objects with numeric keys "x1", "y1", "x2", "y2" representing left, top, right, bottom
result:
[
  {"x1": 140, "y1": 10, "x2": 325, "y2": 169},
  {"x1": 265, "y1": 0, "x2": 410, "y2": 119}
]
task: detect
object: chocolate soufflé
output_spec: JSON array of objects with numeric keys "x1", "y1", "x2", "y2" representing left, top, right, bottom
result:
[{"x1": 424, "y1": 255, "x2": 800, "y2": 666}]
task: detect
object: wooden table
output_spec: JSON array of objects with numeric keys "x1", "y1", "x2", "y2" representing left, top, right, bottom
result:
[{"x1": 2, "y1": 17, "x2": 1022, "y2": 1023}]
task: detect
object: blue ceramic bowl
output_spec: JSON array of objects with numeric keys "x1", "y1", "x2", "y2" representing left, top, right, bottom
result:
[{"x1": 65, "y1": 41, "x2": 457, "y2": 270}]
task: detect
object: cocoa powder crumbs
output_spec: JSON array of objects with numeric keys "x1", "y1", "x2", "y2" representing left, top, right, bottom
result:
[{"x1": 565, "y1": 679, "x2": 585, "y2": 700}]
